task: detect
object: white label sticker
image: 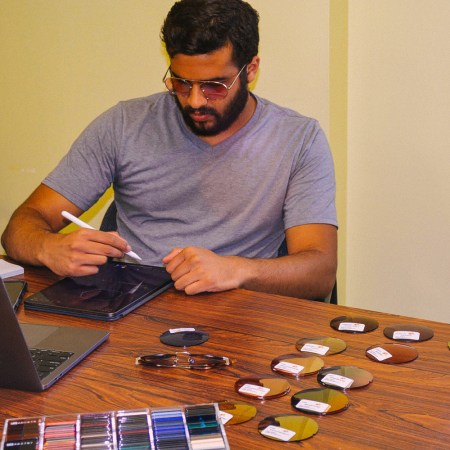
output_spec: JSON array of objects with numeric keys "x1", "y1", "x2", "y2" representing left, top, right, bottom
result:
[
  {"x1": 296, "y1": 399, "x2": 331, "y2": 413},
  {"x1": 392, "y1": 331, "x2": 420, "y2": 340},
  {"x1": 169, "y1": 327, "x2": 196, "y2": 333},
  {"x1": 321, "y1": 373, "x2": 354, "y2": 389},
  {"x1": 338, "y1": 322, "x2": 365, "y2": 332},
  {"x1": 218, "y1": 411, "x2": 233, "y2": 424},
  {"x1": 274, "y1": 361, "x2": 304, "y2": 375},
  {"x1": 300, "y1": 343, "x2": 330, "y2": 355},
  {"x1": 367, "y1": 347, "x2": 393, "y2": 361},
  {"x1": 238, "y1": 383, "x2": 271, "y2": 397},
  {"x1": 261, "y1": 425, "x2": 296, "y2": 442}
]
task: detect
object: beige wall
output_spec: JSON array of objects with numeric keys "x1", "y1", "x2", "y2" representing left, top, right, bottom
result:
[
  {"x1": 1, "y1": 1, "x2": 449, "y2": 322},
  {"x1": 346, "y1": 1, "x2": 450, "y2": 322}
]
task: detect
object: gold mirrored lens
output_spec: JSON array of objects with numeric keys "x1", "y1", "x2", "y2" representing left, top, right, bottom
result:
[
  {"x1": 235, "y1": 376, "x2": 291, "y2": 399},
  {"x1": 271, "y1": 353, "x2": 324, "y2": 377},
  {"x1": 217, "y1": 400, "x2": 257, "y2": 425},
  {"x1": 295, "y1": 336, "x2": 347, "y2": 355},
  {"x1": 258, "y1": 415, "x2": 319, "y2": 442},
  {"x1": 291, "y1": 388, "x2": 349, "y2": 415}
]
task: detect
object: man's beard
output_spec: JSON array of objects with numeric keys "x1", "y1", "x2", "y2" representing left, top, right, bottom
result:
[{"x1": 176, "y1": 80, "x2": 249, "y2": 137}]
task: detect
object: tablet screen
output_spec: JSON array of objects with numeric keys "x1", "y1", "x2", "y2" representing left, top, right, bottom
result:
[{"x1": 24, "y1": 262, "x2": 172, "y2": 320}]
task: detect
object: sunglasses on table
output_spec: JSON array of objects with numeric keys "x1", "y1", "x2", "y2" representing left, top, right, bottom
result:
[
  {"x1": 136, "y1": 351, "x2": 232, "y2": 369},
  {"x1": 163, "y1": 65, "x2": 247, "y2": 100}
]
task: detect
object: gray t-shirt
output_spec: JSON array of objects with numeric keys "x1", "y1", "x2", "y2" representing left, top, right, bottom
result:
[{"x1": 44, "y1": 92, "x2": 337, "y2": 265}]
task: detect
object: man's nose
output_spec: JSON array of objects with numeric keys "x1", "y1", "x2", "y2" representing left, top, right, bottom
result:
[{"x1": 187, "y1": 83, "x2": 208, "y2": 109}]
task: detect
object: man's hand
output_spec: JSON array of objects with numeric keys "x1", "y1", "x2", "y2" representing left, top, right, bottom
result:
[
  {"x1": 163, "y1": 246, "x2": 243, "y2": 295},
  {"x1": 40, "y1": 229, "x2": 133, "y2": 277}
]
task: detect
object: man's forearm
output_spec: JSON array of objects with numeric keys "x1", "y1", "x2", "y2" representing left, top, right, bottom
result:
[{"x1": 237, "y1": 251, "x2": 336, "y2": 300}]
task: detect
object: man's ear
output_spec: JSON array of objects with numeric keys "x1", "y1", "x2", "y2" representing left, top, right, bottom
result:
[{"x1": 246, "y1": 56, "x2": 260, "y2": 83}]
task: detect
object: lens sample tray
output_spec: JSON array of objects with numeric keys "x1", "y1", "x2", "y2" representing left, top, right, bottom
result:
[{"x1": 1, "y1": 403, "x2": 229, "y2": 450}]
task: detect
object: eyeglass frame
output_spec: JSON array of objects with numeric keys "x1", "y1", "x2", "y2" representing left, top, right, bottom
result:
[
  {"x1": 135, "y1": 351, "x2": 232, "y2": 369},
  {"x1": 162, "y1": 64, "x2": 247, "y2": 101}
]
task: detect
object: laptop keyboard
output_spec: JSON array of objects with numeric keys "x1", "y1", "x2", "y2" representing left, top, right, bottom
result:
[{"x1": 29, "y1": 348, "x2": 74, "y2": 379}]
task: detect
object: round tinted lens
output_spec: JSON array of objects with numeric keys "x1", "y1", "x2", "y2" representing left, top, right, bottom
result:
[
  {"x1": 271, "y1": 354, "x2": 324, "y2": 377},
  {"x1": 258, "y1": 415, "x2": 318, "y2": 442},
  {"x1": 330, "y1": 315, "x2": 379, "y2": 333},
  {"x1": 160, "y1": 329, "x2": 209, "y2": 347},
  {"x1": 169, "y1": 78, "x2": 191, "y2": 95},
  {"x1": 291, "y1": 388, "x2": 349, "y2": 415},
  {"x1": 235, "y1": 376, "x2": 291, "y2": 400},
  {"x1": 217, "y1": 400, "x2": 257, "y2": 425},
  {"x1": 317, "y1": 365, "x2": 373, "y2": 389},
  {"x1": 366, "y1": 343, "x2": 418, "y2": 364},
  {"x1": 295, "y1": 336, "x2": 347, "y2": 355},
  {"x1": 201, "y1": 82, "x2": 227, "y2": 99},
  {"x1": 383, "y1": 324, "x2": 433, "y2": 342}
]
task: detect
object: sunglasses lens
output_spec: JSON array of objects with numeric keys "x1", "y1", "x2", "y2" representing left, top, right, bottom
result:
[
  {"x1": 383, "y1": 323, "x2": 433, "y2": 342},
  {"x1": 167, "y1": 78, "x2": 191, "y2": 95},
  {"x1": 235, "y1": 376, "x2": 291, "y2": 400},
  {"x1": 295, "y1": 336, "x2": 347, "y2": 355},
  {"x1": 271, "y1": 354, "x2": 324, "y2": 377},
  {"x1": 217, "y1": 400, "x2": 257, "y2": 425},
  {"x1": 201, "y1": 82, "x2": 228, "y2": 99},
  {"x1": 160, "y1": 329, "x2": 209, "y2": 347},
  {"x1": 291, "y1": 387, "x2": 349, "y2": 415},
  {"x1": 366, "y1": 343, "x2": 418, "y2": 364},
  {"x1": 258, "y1": 415, "x2": 319, "y2": 442},
  {"x1": 330, "y1": 315, "x2": 379, "y2": 333},
  {"x1": 317, "y1": 365, "x2": 374, "y2": 389}
]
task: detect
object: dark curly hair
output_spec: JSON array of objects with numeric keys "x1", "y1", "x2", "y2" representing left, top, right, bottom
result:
[{"x1": 161, "y1": 0, "x2": 259, "y2": 68}]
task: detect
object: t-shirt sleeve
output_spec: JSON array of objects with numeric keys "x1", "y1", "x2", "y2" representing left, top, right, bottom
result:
[
  {"x1": 283, "y1": 124, "x2": 337, "y2": 230},
  {"x1": 43, "y1": 105, "x2": 121, "y2": 210}
]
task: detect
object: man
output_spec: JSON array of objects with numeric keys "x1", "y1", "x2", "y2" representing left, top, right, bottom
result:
[{"x1": 2, "y1": 0, "x2": 337, "y2": 300}]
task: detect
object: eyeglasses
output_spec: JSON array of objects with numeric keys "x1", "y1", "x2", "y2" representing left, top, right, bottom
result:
[
  {"x1": 163, "y1": 65, "x2": 247, "y2": 100},
  {"x1": 135, "y1": 351, "x2": 232, "y2": 369}
]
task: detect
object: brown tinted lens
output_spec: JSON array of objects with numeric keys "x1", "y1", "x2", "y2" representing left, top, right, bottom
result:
[
  {"x1": 366, "y1": 343, "x2": 418, "y2": 364},
  {"x1": 201, "y1": 82, "x2": 228, "y2": 99},
  {"x1": 291, "y1": 388, "x2": 349, "y2": 415},
  {"x1": 168, "y1": 78, "x2": 191, "y2": 95},
  {"x1": 330, "y1": 315, "x2": 379, "y2": 333},
  {"x1": 317, "y1": 365, "x2": 374, "y2": 389},
  {"x1": 258, "y1": 415, "x2": 319, "y2": 442},
  {"x1": 383, "y1": 324, "x2": 433, "y2": 342},
  {"x1": 217, "y1": 400, "x2": 257, "y2": 425},
  {"x1": 235, "y1": 376, "x2": 291, "y2": 399},
  {"x1": 295, "y1": 336, "x2": 347, "y2": 355},
  {"x1": 271, "y1": 353, "x2": 324, "y2": 377}
]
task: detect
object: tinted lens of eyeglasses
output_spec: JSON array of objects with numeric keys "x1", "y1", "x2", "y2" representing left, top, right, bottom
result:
[
  {"x1": 317, "y1": 365, "x2": 374, "y2": 389},
  {"x1": 383, "y1": 323, "x2": 433, "y2": 342},
  {"x1": 258, "y1": 415, "x2": 319, "y2": 442},
  {"x1": 136, "y1": 353, "x2": 229, "y2": 369},
  {"x1": 166, "y1": 78, "x2": 228, "y2": 99},
  {"x1": 235, "y1": 376, "x2": 291, "y2": 400},
  {"x1": 366, "y1": 343, "x2": 418, "y2": 364},
  {"x1": 330, "y1": 315, "x2": 379, "y2": 333},
  {"x1": 271, "y1": 354, "x2": 324, "y2": 377},
  {"x1": 295, "y1": 336, "x2": 347, "y2": 355},
  {"x1": 166, "y1": 78, "x2": 190, "y2": 95},
  {"x1": 217, "y1": 400, "x2": 257, "y2": 425},
  {"x1": 291, "y1": 388, "x2": 349, "y2": 415},
  {"x1": 159, "y1": 329, "x2": 209, "y2": 347}
]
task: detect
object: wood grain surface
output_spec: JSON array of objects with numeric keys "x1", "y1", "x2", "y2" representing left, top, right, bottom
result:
[{"x1": 1, "y1": 261, "x2": 449, "y2": 449}]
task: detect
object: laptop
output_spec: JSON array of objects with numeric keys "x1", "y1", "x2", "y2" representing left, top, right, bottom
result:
[
  {"x1": 24, "y1": 261, "x2": 173, "y2": 321},
  {"x1": 0, "y1": 278, "x2": 109, "y2": 391}
]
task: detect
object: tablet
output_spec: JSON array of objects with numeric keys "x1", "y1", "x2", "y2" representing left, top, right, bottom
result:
[{"x1": 24, "y1": 262, "x2": 173, "y2": 321}]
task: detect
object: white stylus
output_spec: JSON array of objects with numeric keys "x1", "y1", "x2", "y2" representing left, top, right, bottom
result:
[{"x1": 61, "y1": 210, "x2": 142, "y2": 261}]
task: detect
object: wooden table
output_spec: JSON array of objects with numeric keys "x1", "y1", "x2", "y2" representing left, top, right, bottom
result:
[{"x1": 1, "y1": 263, "x2": 449, "y2": 449}]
